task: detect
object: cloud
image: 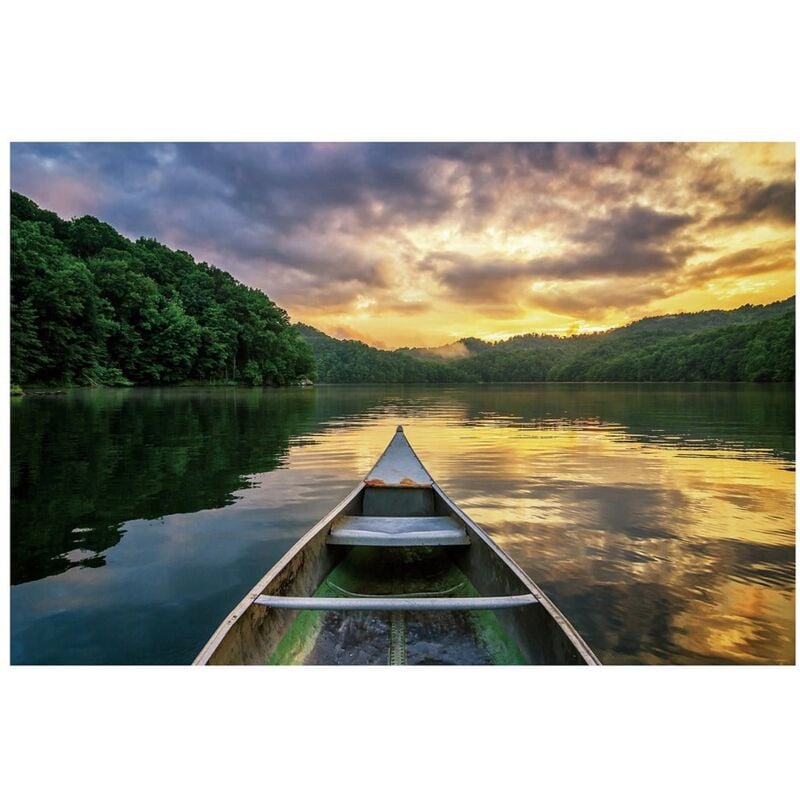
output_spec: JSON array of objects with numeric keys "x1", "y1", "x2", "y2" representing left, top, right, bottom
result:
[
  {"x1": 532, "y1": 280, "x2": 672, "y2": 318},
  {"x1": 426, "y1": 204, "x2": 701, "y2": 312},
  {"x1": 425, "y1": 246, "x2": 678, "y2": 322},
  {"x1": 686, "y1": 241, "x2": 796, "y2": 284},
  {"x1": 574, "y1": 205, "x2": 695, "y2": 246},
  {"x1": 709, "y1": 179, "x2": 795, "y2": 228}
]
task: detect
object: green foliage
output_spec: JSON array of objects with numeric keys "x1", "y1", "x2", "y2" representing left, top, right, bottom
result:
[
  {"x1": 295, "y1": 324, "x2": 467, "y2": 384},
  {"x1": 10, "y1": 192, "x2": 314, "y2": 387},
  {"x1": 298, "y1": 301, "x2": 795, "y2": 384},
  {"x1": 83, "y1": 365, "x2": 133, "y2": 387},
  {"x1": 541, "y1": 312, "x2": 795, "y2": 383},
  {"x1": 242, "y1": 360, "x2": 264, "y2": 386}
]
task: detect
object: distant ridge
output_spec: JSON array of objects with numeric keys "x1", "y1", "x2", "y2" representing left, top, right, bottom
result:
[
  {"x1": 396, "y1": 337, "x2": 491, "y2": 361},
  {"x1": 608, "y1": 296, "x2": 795, "y2": 335},
  {"x1": 293, "y1": 323, "x2": 465, "y2": 384},
  {"x1": 297, "y1": 297, "x2": 794, "y2": 383},
  {"x1": 396, "y1": 297, "x2": 796, "y2": 360}
]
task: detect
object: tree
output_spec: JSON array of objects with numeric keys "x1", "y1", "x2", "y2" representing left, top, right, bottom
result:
[{"x1": 10, "y1": 191, "x2": 319, "y2": 387}]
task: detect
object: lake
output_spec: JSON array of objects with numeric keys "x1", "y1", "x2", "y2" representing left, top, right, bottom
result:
[{"x1": 10, "y1": 384, "x2": 795, "y2": 665}]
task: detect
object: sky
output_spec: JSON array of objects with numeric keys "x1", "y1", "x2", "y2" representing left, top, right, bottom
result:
[{"x1": 11, "y1": 142, "x2": 796, "y2": 348}]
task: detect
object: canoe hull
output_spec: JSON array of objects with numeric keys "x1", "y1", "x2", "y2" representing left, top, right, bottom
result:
[{"x1": 195, "y1": 478, "x2": 599, "y2": 665}]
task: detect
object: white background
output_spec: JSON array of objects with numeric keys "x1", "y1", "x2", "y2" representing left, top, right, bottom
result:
[{"x1": 1, "y1": 2, "x2": 797, "y2": 799}]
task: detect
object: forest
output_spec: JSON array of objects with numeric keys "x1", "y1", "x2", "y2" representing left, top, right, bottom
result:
[
  {"x1": 10, "y1": 191, "x2": 795, "y2": 387},
  {"x1": 10, "y1": 192, "x2": 314, "y2": 387},
  {"x1": 298, "y1": 299, "x2": 795, "y2": 384},
  {"x1": 294, "y1": 324, "x2": 466, "y2": 383}
]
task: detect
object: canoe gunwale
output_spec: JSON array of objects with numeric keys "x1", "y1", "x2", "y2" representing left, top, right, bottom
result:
[{"x1": 192, "y1": 481, "x2": 364, "y2": 665}]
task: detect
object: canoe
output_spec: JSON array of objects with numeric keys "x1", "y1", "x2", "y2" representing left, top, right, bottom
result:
[{"x1": 194, "y1": 426, "x2": 600, "y2": 665}]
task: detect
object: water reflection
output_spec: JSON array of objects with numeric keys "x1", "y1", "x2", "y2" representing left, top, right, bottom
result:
[
  {"x1": 11, "y1": 387, "x2": 358, "y2": 584},
  {"x1": 10, "y1": 384, "x2": 795, "y2": 664}
]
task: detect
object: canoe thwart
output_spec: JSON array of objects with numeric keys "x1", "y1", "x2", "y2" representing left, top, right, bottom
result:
[
  {"x1": 328, "y1": 515, "x2": 470, "y2": 547},
  {"x1": 253, "y1": 594, "x2": 539, "y2": 611}
]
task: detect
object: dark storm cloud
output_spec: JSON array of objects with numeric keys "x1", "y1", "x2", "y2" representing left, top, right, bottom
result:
[
  {"x1": 532, "y1": 281, "x2": 672, "y2": 317},
  {"x1": 575, "y1": 205, "x2": 695, "y2": 246},
  {"x1": 710, "y1": 179, "x2": 795, "y2": 227},
  {"x1": 687, "y1": 241, "x2": 796, "y2": 284},
  {"x1": 428, "y1": 204, "x2": 700, "y2": 308},
  {"x1": 12, "y1": 141, "x2": 681, "y2": 242},
  {"x1": 427, "y1": 249, "x2": 678, "y2": 310},
  {"x1": 11, "y1": 142, "x2": 581, "y2": 305},
  {"x1": 157, "y1": 142, "x2": 461, "y2": 231},
  {"x1": 13, "y1": 142, "x2": 466, "y2": 264},
  {"x1": 421, "y1": 252, "x2": 530, "y2": 306}
]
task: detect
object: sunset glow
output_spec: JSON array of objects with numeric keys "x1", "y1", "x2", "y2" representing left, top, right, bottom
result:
[{"x1": 11, "y1": 142, "x2": 795, "y2": 348}]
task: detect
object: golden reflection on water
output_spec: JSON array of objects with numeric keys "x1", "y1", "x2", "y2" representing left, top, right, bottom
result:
[
  {"x1": 10, "y1": 384, "x2": 794, "y2": 664},
  {"x1": 287, "y1": 406, "x2": 795, "y2": 665}
]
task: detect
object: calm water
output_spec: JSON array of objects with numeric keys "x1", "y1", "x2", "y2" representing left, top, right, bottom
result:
[{"x1": 10, "y1": 384, "x2": 795, "y2": 665}]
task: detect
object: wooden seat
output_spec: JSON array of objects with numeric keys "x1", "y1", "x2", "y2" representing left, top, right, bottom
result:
[{"x1": 327, "y1": 515, "x2": 470, "y2": 547}]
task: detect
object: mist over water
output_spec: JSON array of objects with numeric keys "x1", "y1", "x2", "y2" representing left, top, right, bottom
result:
[{"x1": 10, "y1": 384, "x2": 795, "y2": 664}]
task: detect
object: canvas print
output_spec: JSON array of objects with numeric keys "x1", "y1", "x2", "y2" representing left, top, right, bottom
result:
[{"x1": 9, "y1": 142, "x2": 795, "y2": 665}]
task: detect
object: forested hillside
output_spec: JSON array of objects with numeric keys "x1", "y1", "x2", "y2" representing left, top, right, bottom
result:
[
  {"x1": 298, "y1": 301, "x2": 795, "y2": 383},
  {"x1": 396, "y1": 337, "x2": 492, "y2": 361},
  {"x1": 10, "y1": 192, "x2": 314, "y2": 386},
  {"x1": 295, "y1": 324, "x2": 466, "y2": 383},
  {"x1": 608, "y1": 298, "x2": 796, "y2": 338},
  {"x1": 509, "y1": 313, "x2": 794, "y2": 382}
]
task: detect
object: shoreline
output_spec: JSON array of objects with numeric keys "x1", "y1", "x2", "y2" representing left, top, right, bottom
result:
[{"x1": 12, "y1": 378, "x2": 795, "y2": 395}]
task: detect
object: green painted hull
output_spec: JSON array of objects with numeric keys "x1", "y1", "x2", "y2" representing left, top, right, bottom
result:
[{"x1": 269, "y1": 548, "x2": 526, "y2": 665}]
